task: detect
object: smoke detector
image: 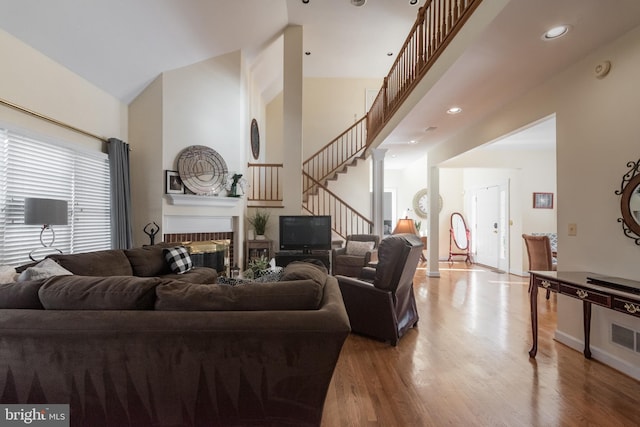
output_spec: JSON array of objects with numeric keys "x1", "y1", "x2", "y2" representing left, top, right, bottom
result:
[{"x1": 351, "y1": 0, "x2": 367, "y2": 6}]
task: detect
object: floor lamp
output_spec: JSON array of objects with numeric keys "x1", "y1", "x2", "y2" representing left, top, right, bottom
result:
[{"x1": 24, "y1": 197, "x2": 68, "y2": 261}]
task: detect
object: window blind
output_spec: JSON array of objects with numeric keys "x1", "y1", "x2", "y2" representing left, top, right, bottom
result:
[{"x1": 0, "y1": 128, "x2": 111, "y2": 266}]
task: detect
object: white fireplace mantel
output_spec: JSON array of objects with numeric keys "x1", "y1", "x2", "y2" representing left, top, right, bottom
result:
[{"x1": 165, "y1": 194, "x2": 242, "y2": 207}]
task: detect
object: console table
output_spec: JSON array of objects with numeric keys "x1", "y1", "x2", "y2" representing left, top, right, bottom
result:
[
  {"x1": 245, "y1": 239, "x2": 272, "y2": 270},
  {"x1": 529, "y1": 270, "x2": 640, "y2": 359},
  {"x1": 275, "y1": 251, "x2": 331, "y2": 272}
]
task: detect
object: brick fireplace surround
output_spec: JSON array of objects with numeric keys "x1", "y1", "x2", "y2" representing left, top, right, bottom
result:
[{"x1": 163, "y1": 231, "x2": 235, "y2": 271}]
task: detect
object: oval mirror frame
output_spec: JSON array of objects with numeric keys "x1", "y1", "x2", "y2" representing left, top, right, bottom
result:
[
  {"x1": 616, "y1": 159, "x2": 640, "y2": 245},
  {"x1": 619, "y1": 174, "x2": 640, "y2": 243},
  {"x1": 451, "y1": 212, "x2": 469, "y2": 250}
]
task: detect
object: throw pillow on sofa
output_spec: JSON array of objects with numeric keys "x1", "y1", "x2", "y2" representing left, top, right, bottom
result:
[
  {"x1": 281, "y1": 261, "x2": 328, "y2": 286},
  {"x1": 0, "y1": 279, "x2": 45, "y2": 309},
  {"x1": 47, "y1": 249, "x2": 134, "y2": 276},
  {"x1": 155, "y1": 279, "x2": 324, "y2": 311},
  {"x1": 345, "y1": 240, "x2": 375, "y2": 256},
  {"x1": 0, "y1": 265, "x2": 18, "y2": 284},
  {"x1": 18, "y1": 258, "x2": 73, "y2": 282},
  {"x1": 38, "y1": 275, "x2": 163, "y2": 310},
  {"x1": 163, "y1": 246, "x2": 193, "y2": 274},
  {"x1": 125, "y1": 244, "x2": 172, "y2": 276}
]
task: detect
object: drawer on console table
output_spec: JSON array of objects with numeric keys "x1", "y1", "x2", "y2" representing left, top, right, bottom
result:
[
  {"x1": 613, "y1": 297, "x2": 640, "y2": 318},
  {"x1": 533, "y1": 277, "x2": 558, "y2": 293},
  {"x1": 558, "y1": 283, "x2": 610, "y2": 307}
]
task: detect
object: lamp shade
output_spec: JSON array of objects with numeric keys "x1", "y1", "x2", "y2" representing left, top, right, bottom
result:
[
  {"x1": 24, "y1": 198, "x2": 68, "y2": 226},
  {"x1": 392, "y1": 218, "x2": 418, "y2": 235}
]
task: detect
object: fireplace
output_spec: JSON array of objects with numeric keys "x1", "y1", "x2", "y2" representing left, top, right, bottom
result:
[
  {"x1": 163, "y1": 232, "x2": 233, "y2": 274},
  {"x1": 162, "y1": 215, "x2": 239, "y2": 275}
]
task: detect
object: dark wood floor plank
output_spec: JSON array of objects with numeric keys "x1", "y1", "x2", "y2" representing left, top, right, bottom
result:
[{"x1": 322, "y1": 262, "x2": 640, "y2": 426}]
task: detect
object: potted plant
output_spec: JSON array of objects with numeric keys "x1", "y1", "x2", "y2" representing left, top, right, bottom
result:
[
  {"x1": 248, "y1": 209, "x2": 270, "y2": 239},
  {"x1": 245, "y1": 255, "x2": 270, "y2": 279}
]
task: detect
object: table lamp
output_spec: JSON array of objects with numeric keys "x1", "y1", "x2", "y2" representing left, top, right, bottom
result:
[
  {"x1": 392, "y1": 217, "x2": 419, "y2": 235},
  {"x1": 24, "y1": 197, "x2": 68, "y2": 260}
]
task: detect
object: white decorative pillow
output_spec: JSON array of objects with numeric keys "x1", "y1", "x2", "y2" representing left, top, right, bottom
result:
[
  {"x1": 345, "y1": 240, "x2": 375, "y2": 256},
  {"x1": 17, "y1": 258, "x2": 73, "y2": 282},
  {"x1": 164, "y1": 246, "x2": 193, "y2": 274},
  {"x1": 0, "y1": 265, "x2": 18, "y2": 284}
]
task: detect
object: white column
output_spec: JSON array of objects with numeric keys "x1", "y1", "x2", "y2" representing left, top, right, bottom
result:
[
  {"x1": 371, "y1": 148, "x2": 387, "y2": 238},
  {"x1": 282, "y1": 25, "x2": 303, "y2": 214},
  {"x1": 427, "y1": 160, "x2": 440, "y2": 277}
]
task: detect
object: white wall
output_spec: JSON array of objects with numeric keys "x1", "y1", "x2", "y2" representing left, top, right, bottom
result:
[
  {"x1": 129, "y1": 76, "x2": 164, "y2": 246},
  {"x1": 429, "y1": 24, "x2": 640, "y2": 377},
  {"x1": 303, "y1": 78, "x2": 381, "y2": 157},
  {"x1": 441, "y1": 147, "x2": 557, "y2": 275},
  {"x1": 0, "y1": 28, "x2": 126, "y2": 152},
  {"x1": 129, "y1": 51, "x2": 251, "y2": 251}
]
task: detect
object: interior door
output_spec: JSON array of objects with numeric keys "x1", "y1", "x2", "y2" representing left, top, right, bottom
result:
[{"x1": 473, "y1": 186, "x2": 500, "y2": 269}]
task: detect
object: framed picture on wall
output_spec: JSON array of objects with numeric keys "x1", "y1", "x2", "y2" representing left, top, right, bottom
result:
[
  {"x1": 165, "y1": 170, "x2": 184, "y2": 194},
  {"x1": 533, "y1": 192, "x2": 553, "y2": 209}
]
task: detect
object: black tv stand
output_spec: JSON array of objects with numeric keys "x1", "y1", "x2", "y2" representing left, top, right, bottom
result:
[{"x1": 275, "y1": 250, "x2": 331, "y2": 272}]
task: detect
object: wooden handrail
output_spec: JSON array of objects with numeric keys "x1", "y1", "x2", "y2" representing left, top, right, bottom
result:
[
  {"x1": 302, "y1": 172, "x2": 373, "y2": 239},
  {"x1": 300, "y1": 0, "x2": 482, "y2": 233},
  {"x1": 302, "y1": 116, "x2": 368, "y2": 199},
  {"x1": 367, "y1": 0, "x2": 482, "y2": 142},
  {"x1": 245, "y1": 1, "x2": 483, "y2": 229}
]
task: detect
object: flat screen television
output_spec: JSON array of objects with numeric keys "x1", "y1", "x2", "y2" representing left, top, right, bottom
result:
[{"x1": 279, "y1": 215, "x2": 332, "y2": 253}]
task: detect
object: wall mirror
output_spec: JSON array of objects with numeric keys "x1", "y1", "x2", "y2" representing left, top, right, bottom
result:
[
  {"x1": 616, "y1": 158, "x2": 640, "y2": 245},
  {"x1": 449, "y1": 212, "x2": 472, "y2": 263}
]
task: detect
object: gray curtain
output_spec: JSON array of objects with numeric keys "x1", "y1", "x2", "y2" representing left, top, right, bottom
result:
[{"x1": 108, "y1": 138, "x2": 133, "y2": 249}]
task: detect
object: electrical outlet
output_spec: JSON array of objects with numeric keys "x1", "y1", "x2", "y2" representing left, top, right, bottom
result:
[{"x1": 568, "y1": 223, "x2": 577, "y2": 236}]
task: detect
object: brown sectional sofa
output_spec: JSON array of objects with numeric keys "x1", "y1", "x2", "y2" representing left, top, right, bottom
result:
[{"x1": 0, "y1": 247, "x2": 351, "y2": 427}]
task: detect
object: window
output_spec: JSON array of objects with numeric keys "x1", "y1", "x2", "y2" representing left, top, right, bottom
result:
[{"x1": 0, "y1": 128, "x2": 111, "y2": 266}]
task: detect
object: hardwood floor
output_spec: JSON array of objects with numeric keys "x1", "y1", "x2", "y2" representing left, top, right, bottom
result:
[{"x1": 321, "y1": 262, "x2": 640, "y2": 426}]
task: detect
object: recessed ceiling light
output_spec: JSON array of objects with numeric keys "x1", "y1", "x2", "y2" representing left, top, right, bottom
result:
[
  {"x1": 447, "y1": 107, "x2": 462, "y2": 114},
  {"x1": 351, "y1": 0, "x2": 367, "y2": 6},
  {"x1": 543, "y1": 25, "x2": 570, "y2": 40},
  {"x1": 408, "y1": 140, "x2": 417, "y2": 145},
  {"x1": 409, "y1": 0, "x2": 419, "y2": 5},
  {"x1": 305, "y1": 51, "x2": 311, "y2": 55},
  {"x1": 387, "y1": 52, "x2": 393, "y2": 56}
]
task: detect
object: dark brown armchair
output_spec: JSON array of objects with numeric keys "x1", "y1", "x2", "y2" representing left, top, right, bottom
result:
[
  {"x1": 522, "y1": 233, "x2": 556, "y2": 299},
  {"x1": 336, "y1": 234, "x2": 423, "y2": 346},
  {"x1": 331, "y1": 234, "x2": 380, "y2": 277}
]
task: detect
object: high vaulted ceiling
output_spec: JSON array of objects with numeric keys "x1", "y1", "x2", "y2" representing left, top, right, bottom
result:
[{"x1": 2, "y1": 0, "x2": 640, "y2": 168}]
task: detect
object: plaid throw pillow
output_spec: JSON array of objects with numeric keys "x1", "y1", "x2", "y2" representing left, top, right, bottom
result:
[{"x1": 164, "y1": 246, "x2": 193, "y2": 274}]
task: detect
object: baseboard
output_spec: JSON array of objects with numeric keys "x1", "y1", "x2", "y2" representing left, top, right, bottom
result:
[{"x1": 554, "y1": 330, "x2": 640, "y2": 381}]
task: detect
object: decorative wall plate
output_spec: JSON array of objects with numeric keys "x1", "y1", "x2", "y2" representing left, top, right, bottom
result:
[
  {"x1": 250, "y1": 118, "x2": 260, "y2": 160},
  {"x1": 177, "y1": 145, "x2": 228, "y2": 195}
]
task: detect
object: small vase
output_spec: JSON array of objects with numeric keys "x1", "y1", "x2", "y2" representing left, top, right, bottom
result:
[{"x1": 255, "y1": 234, "x2": 266, "y2": 240}]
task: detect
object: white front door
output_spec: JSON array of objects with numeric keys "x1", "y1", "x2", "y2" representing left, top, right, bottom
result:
[{"x1": 473, "y1": 186, "x2": 501, "y2": 269}]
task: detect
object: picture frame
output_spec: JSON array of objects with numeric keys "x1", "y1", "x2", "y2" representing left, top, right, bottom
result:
[
  {"x1": 533, "y1": 192, "x2": 554, "y2": 209},
  {"x1": 165, "y1": 170, "x2": 184, "y2": 194}
]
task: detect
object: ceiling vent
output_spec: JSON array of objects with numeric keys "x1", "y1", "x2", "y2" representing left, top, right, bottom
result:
[{"x1": 351, "y1": 0, "x2": 367, "y2": 6}]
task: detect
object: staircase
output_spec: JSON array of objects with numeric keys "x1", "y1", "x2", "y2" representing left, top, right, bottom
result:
[
  {"x1": 302, "y1": 116, "x2": 372, "y2": 238},
  {"x1": 248, "y1": 0, "x2": 483, "y2": 238}
]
